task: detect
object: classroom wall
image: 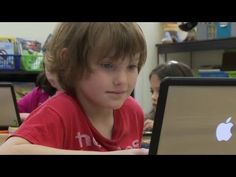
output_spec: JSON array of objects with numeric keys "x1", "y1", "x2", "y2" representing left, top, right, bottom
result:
[
  {"x1": 135, "y1": 22, "x2": 163, "y2": 114},
  {"x1": 0, "y1": 22, "x2": 57, "y2": 44}
]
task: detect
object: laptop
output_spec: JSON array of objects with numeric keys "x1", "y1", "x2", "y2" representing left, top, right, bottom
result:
[
  {"x1": 0, "y1": 83, "x2": 21, "y2": 130},
  {"x1": 149, "y1": 77, "x2": 236, "y2": 155}
]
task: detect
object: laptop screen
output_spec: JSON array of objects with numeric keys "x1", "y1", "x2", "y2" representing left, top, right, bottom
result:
[
  {"x1": 149, "y1": 77, "x2": 236, "y2": 155},
  {"x1": 0, "y1": 83, "x2": 21, "y2": 130}
]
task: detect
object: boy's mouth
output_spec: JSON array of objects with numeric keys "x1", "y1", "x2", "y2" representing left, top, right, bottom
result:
[{"x1": 106, "y1": 91, "x2": 126, "y2": 94}]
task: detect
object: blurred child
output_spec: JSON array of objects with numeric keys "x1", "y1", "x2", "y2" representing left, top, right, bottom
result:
[
  {"x1": 17, "y1": 62, "x2": 62, "y2": 120},
  {"x1": 17, "y1": 72, "x2": 55, "y2": 113},
  {"x1": 0, "y1": 22, "x2": 148, "y2": 155},
  {"x1": 144, "y1": 61, "x2": 194, "y2": 131}
]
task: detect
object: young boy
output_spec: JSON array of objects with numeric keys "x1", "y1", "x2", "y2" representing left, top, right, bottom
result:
[{"x1": 0, "y1": 23, "x2": 148, "y2": 155}]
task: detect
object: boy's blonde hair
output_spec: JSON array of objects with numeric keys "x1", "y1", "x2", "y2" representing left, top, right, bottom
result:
[{"x1": 45, "y1": 22, "x2": 147, "y2": 96}]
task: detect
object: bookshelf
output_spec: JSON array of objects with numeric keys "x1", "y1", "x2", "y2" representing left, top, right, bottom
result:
[
  {"x1": 156, "y1": 37, "x2": 236, "y2": 66},
  {"x1": 0, "y1": 71, "x2": 39, "y2": 82}
]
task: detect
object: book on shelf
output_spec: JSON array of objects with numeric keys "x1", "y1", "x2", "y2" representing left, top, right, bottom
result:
[{"x1": 198, "y1": 69, "x2": 221, "y2": 72}]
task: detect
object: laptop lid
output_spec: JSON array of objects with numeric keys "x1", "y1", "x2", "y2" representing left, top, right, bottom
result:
[
  {"x1": 0, "y1": 83, "x2": 21, "y2": 130},
  {"x1": 149, "y1": 77, "x2": 236, "y2": 155}
]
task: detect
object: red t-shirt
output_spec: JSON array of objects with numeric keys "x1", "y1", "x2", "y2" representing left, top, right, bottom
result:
[{"x1": 13, "y1": 92, "x2": 144, "y2": 151}]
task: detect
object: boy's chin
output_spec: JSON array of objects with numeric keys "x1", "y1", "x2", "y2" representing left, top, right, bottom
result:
[
  {"x1": 111, "y1": 102, "x2": 125, "y2": 110},
  {"x1": 112, "y1": 104, "x2": 123, "y2": 110},
  {"x1": 107, "y1": 97, "x2": 128, "y2": 110}
]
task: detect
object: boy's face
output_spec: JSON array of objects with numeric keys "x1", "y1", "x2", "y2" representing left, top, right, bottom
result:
[{"x1": 75, "y1": 53, "x2": 139, "y2": 110}]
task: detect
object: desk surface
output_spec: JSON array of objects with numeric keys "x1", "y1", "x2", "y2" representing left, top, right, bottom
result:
[{"x1": 0, "y1": 134, "x2": 10, "y2": 145}]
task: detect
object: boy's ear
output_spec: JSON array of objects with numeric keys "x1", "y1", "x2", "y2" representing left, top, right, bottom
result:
[{"x1": 60, "y1": 48, "x2": 69, "y2": 61}]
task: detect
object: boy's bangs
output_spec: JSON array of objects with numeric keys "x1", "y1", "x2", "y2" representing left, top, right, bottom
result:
[{"x1": 89, "y1": 23, "x2": 146, "y2": 63}]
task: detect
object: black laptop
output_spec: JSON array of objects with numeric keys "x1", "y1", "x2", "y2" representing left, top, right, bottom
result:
[
  {"x1": 149, "y1": 77, "x2": 236, "y2": 155},
  {"x1": 0, "y1": 83, "x2": 21, "y2": 130}
]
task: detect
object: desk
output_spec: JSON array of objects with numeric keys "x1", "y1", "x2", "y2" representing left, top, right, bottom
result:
[
  {"x1": 0, "y1": 133, "x2": 10, "y2": 145},
  {"x1": 0, "y1": 127, "x2": 18, "y2": 145}
]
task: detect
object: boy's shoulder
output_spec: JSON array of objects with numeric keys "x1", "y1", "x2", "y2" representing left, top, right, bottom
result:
[
  {"x1": 41, "y1": 91, "x2": 82, "y2": 114},
  {"x1": 43, "y1": 91, "x2": 75, "y2": 107},
  {"x1": 122, "y1": 96, "x2": 143, "y2": 112},
  {"x1": 49, "y1": 91, "x2": 74, "y2": 103},
  {"x1": 119, "y1": 97, "x2": 144, "y2": 121}
]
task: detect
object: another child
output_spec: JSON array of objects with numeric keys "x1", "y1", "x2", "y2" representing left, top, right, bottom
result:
[
  {"x1": 17, "y1": 63, "x2": 62, "y2": 120},
  {"x1": 0, "y1": 22, "x2": 148, "y2": 155},
  {"x1": 144, "y1": 60, "x2": 194, "y2": 131},
  {"x1": 17, "y1": 72, "x2": 56, "y2": 113}
]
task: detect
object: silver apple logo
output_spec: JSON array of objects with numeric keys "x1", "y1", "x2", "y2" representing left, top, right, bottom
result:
[{"x1": 216, "y1": 117, "x2": 234, "y2": 141}]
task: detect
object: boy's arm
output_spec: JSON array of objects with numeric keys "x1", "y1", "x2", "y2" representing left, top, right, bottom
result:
[{"x1": 0, "y1": 137, "x2": 148, "y2": 155}]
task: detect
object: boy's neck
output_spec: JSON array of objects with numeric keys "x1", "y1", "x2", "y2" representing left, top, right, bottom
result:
[{"x1": 88, "y1": 112, "x2": 114, "y2": 140}]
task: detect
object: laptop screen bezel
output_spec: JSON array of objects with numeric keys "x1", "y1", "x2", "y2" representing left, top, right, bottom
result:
[
  {"x1": 0, "y1": 83, "x2": 22, "y2": 130},
  {"x1": 149, "y1": 77, "x2": 236, "y2": 155}
]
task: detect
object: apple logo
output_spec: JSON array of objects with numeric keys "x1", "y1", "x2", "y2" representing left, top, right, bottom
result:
[{"x1": 216, "y1": 117, "x2": 234, "y2": 141}]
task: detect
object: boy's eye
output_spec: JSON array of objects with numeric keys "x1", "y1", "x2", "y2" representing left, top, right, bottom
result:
[
  {"x1": 101, "y1": 63, "x2": 113, "y2": 69},
  {"x1": 128, "y1": 64, "x2": 138, "y2": 70}
]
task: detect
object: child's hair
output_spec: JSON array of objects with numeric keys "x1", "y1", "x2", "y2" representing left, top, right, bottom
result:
[
  {"x1": 149, "y1": 60, "x2": 194, "y2": 80},
  {"x1": 35, "y1": 71, "x2": 57, "y2": 96},
  {"x1": 45, "y1": 22, "x2": 147, "y2": 96},
  {"x1": 145, "y1": 61, "x2": 194, "y2": 121}
]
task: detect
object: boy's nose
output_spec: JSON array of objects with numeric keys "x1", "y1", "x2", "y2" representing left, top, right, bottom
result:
[{"x1": 113, "y1": 71, "x2": 128, "y2": 86}]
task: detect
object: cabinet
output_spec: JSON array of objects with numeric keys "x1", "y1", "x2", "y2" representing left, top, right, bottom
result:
[
  {"x1": 156, "y1": 37, "x2": 236, "y2": 68},
  {"x1": 0, "y1": 71, "x2": 38, "y2": 82},
  {"x1": 0, "y1": 71, "x2": 39, "y2": 99}
]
